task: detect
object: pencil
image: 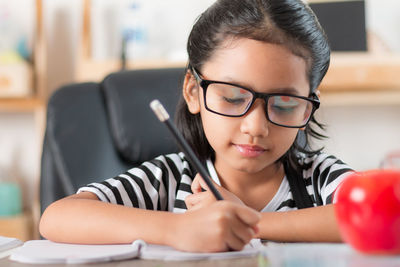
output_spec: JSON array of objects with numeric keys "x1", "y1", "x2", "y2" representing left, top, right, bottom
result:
[{"x1": 150, "y1": 99, "x2": 224, "y2": 201}]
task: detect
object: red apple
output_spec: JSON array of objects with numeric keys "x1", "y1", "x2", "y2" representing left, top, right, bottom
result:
[{"x1": 334, "y1": 169, "x2": 400, "y2": 254}]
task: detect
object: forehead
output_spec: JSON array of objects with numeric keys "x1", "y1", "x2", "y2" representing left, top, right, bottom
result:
[{"x1": 202, "y1": 38, "x2": 310, "y2": 95}]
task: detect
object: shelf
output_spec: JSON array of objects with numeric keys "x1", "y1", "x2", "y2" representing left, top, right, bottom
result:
[
  {"x1": 78, "y1": 0, "x2": 400, "y2": 107},
  {"x1": 320, "y1": 52, "x2": 400, "y2": 92},
  {"x1": 321, "y1": 89, "x2": 400, "y2": 107},
  {"x1": 0, "y1": 212, "x2": 32, "y2": 241},
  {"x1": 76, "y1": 51, "x2": 400, "y2": 107},
  {"x1": 76, "y1": 59, "x2": 186, "y2": 82},
  {"x1": 0, "y1": 97, "x2": 44, "y2": 112},
  {"x1": 317, "y1": 52, "x2": 400, "y2": 106}
]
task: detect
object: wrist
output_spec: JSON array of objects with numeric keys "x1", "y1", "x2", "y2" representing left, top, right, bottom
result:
[
  {"x1": 122, "y1": 209, "x2": 183, "y2": 246},
  {"x1": 162, "y1": 212, "x2": 185, "y2": 247}
]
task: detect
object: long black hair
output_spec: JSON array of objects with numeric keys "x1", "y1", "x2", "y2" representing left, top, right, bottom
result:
[{"x1": 175, "y1": 0, "x2": 330, "y2": 171}]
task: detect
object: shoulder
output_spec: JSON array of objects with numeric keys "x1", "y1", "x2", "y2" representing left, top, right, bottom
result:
[
  {"x1": 136, "y1": 152, "x2": 194, "y2": 179},
  {"x1": 299, "y1": 152, "x2": 354, "y2": 205},
  {"x1": 147, "y1": 152, "x2": 187, "y2": 168},
  {"x1": 299, "y1": 153, "x2": 352, "y2": 175}
]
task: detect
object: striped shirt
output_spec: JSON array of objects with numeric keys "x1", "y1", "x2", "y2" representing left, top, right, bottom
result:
[{"x1": 78, "y1": 152, "x2": 353, "y2": 213}]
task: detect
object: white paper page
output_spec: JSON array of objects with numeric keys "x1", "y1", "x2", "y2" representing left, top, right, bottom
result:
[
  {"x1": 10, "y1": 239, "x2": 263, "y2": 264},
  {"x1": 0, "y1": 236, "x2": 23, "y2": 253},
  {"x1": 137, "y1": 238, "x2": 263, "y2": 261},
  {"x1": 9, "y1": 240, "x2": 140, "y2": 264}
]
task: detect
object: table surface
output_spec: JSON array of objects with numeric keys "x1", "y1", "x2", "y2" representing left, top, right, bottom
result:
[
  {"x1": 2, "y1": 242, "x2": 400, "y2": 267},
  {"x1": 0, "y1": 257, "x2": 259, "y2": 267}
]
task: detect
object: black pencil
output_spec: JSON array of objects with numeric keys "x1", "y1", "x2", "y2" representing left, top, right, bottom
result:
[{"x1": 150, "y1": 99, "x2": 224, "y2": 201}]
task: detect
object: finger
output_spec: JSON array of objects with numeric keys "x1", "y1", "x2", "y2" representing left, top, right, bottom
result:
[
  {"x1": 235, "y1": 205, "x2": 261, "y2": 226},
  {"x1": 185, "y1": 192, "x2": 212, "y2": 210},
  {"x1": 191, "y1": 174, "x2": 211, "y2": 193},
  {"x1": 185, "y1": 193, "x2": 203, "y2": 209},
  {"x1": 184, "y1": 194, "x2": 196, "y2": 209},
  {"x1": 225, "y1": 226, "x2": 249, "y2": 251},
  {"x1": 211, "y1": 202, "x2": 256, "y2": 251},
  {"x1": 195, "y1": 174, "x2": 211, "y2": 190},
  {"x1": 192, "y1": 173, "x2": 220, "y2": 193},
  {"x1": 191, "y1": 174, "x2": 204, "y2": 193},
  {"x1": 252, "y1": 224, "x2": 259, "y2": 235},
  {"x1": 229, "y1": 215, "x2": 256, "y2": 246}
]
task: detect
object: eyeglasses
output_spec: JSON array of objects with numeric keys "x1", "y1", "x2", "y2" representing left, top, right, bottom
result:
[{"x1": 191, "y1": 67, "x2": 320, "y2": 128}]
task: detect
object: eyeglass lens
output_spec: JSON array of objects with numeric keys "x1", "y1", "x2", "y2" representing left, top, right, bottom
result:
[{"x1": 205, "y1": 83, "x2": 313, "y2": 127}]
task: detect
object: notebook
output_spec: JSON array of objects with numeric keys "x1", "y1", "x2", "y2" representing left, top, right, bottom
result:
[
  {"x1": 0, "y1": 236, "x2": 23, "y2": 252},
  {"x1": 10, "y1": 239, "x2": 263, "y2": 264},
  {"x1": 0, "y1": 236, "x2": 23, "y2": 259}
]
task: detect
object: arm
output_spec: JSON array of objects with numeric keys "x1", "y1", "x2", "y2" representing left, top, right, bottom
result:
[
  {"x1": 39, "y1": 192, "x2": 175, "y2": 245},
  {"x1": 257, "y1": 204, "x2": 341, "y2": 242},
  {"x1": 39, "y1": 192, "x2": 260, "y2": 252}
]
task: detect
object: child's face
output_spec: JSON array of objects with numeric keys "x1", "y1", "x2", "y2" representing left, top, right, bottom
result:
[{"x1": 184, "y1": 38, "x2": 309, "y2": 175}]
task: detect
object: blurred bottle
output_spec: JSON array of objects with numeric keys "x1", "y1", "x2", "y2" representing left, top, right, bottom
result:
[
  {"x1": 380, "y1": 150, "x2": 400, "y2": 169},
  {"x1": 120, "y1": 0, "x2": 148, "y2": 63},
  {"x1": 0, "y1": 165, "x2": 22, "y2": 217},
  {"x1": 0, "y1": 1, "x2": 33, "y2": 62}
]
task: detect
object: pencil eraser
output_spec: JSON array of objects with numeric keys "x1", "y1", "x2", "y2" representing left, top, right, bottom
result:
[{"x1": 150, "y1": 99, "x2": 170, "y2": 122}]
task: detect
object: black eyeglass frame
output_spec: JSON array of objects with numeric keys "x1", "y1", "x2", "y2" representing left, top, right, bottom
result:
[{"x1": 191, "y1": 67, "x2": 320, "y2": 129}]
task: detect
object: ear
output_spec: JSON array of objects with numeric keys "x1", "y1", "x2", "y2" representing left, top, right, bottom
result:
[
  {"x1": 183, "y1": 70, "x2": 201, "y2": 114},
  {"x1": 300, "y1": 89, "x2": 321, "y2": 131},
  {"x1": 315, "y1": 89, "x2": 321, "y2": 99}
]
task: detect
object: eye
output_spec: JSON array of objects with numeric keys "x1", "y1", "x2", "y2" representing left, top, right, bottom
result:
[
  {"x1": 271, "y1": 105, "x2": 296, "y2": 113},
  {"x1": 222, "y1": 96, "x2": 247, "y2": 105},
  {"x1": 217, "y1": 85, "x2": 251, "y2": 105},
  {"x1": 270, "y1": 96, "x2": 299, "y2": 113}
]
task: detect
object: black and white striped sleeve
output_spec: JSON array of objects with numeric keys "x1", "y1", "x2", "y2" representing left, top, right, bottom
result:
[
  {"x1": 303, "y1": 153, "x2": 354, "y2": 205},
  {"x1": 77, "y1": 153, "x2": 186, "y2": 211}
]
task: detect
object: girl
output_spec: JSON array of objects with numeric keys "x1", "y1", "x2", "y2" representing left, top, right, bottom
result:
[{"x1": 40, "y1": 0, "x2": 353, "y2": 252}]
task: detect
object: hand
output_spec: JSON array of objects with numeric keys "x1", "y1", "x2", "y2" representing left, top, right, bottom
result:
[
  {"x1": 185, "y1": 174, "x2": 244, "y2": 211},
  {"x1": 171, "y1": 201, "x2": 260, "y2": 252}
]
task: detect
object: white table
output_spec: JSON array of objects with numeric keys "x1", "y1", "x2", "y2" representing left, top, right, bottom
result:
[{"x1": 2, "y1": 242, "x2": 400, "y2": 267}]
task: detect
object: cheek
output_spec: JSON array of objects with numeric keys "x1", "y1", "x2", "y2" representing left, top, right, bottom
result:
[
  {"x1": 198, "y1": 92, "x2": 234, "y2": 148},
  {"x1": 278, "y1": 129, "x2": 299, "y2": 150},
  {"x1": 200, "y1": 109, "x2": 237, "y2": 148},
  {"x1": 268, "y1": 125, "x2": 299, "y2": 152},
  {"x1": 201, "y1": 111, "x2": 221, "y2": 140}
]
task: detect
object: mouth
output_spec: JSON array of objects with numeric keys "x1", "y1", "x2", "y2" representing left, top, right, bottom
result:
[{"x1": 234, "y1": 144, "x2": 267, "y2": 158}]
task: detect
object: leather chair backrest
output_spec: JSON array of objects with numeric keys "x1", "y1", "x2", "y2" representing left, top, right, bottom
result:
[{"x1": 40, "y1": 68, "x2": 185, "y2": 213}]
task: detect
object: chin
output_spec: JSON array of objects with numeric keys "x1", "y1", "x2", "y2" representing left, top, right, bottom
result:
[
  {"x1": 233, "y1": 158, "x2": 275, "y2": 174},
  {"x1": 236, "y1": 166, "x2": 263, "y2": 174}
]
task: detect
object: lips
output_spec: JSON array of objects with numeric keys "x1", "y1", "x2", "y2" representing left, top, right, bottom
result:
[{"x1": 234, "y1": 144, "x2": 267, "y2": 157}]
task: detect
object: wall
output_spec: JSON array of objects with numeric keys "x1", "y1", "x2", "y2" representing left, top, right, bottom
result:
[
  {"x1": 44, "y1": 0, "x2": 81, "y2": 98},
  {"x1": 0, "y1": 113, "x2": 39, "y2": 209},
  {"x1": 1, "y1": 0, "x2": 400, "y2": 213},
  {"x1": 366, "y1": 0, "x2": 400, "y2": 51},
  {"x1": 317, "y1": 105, "x2": 400, "y2": 171}
]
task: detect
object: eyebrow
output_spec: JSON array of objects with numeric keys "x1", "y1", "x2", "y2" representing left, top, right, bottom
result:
[
  {"x1": 219, "y1": 76, "x2": 303, "y2": 96},
  {"x1": 268, "y1": 87, "x2": 303, "y2": 95}
]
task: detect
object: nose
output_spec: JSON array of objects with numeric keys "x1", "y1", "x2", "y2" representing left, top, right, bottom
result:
[{"x1": 240, "y1": 99, "x2": 269, "y2": 138}]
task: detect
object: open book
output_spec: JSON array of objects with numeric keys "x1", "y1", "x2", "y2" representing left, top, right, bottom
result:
[
  {"x1": 10, "y1": 239, "x2": 263, "y2": 264},
  {"x1": 0, "y1": 236, "x2": 24, "y2": 259},
  {"x1": 0, "y1": 236, "x2": 23, "y2": 253}
]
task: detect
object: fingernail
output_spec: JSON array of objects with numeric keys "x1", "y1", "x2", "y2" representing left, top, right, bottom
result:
[{"x1": 253, "y1": 225, "x2": 259, "y2": 234}]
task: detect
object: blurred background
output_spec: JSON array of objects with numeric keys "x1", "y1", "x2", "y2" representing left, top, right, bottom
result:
[{"x1": 0, "y1": 0, "x2": 400, "y2": 240}]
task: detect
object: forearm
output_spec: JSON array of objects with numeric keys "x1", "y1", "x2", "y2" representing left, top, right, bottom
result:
[
  {"x1": 257, "y1": 204, "x2": 342, "y2": 242},
  {"x1": 40, "y1": 194, "x2": 260, "y2": 252},
  {"x1": 39, "y1": 193, "x2": 176, "y2": 245}
]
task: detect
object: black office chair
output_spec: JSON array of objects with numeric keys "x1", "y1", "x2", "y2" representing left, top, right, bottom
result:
[{"x1": 40, "y1": 68, "x2": 185, "y2": 214}]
